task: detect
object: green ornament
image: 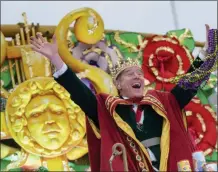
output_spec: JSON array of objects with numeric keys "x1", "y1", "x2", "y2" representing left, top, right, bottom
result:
[
  {"x1": 0, "y1": 60, "x2": 16, "y2": 89},
  {"x1": 166, "y1": 28, "x2": 195, "y2": 52},
  {"x1": 106, "y1": 32, "x2": 144, "y2": 64}
]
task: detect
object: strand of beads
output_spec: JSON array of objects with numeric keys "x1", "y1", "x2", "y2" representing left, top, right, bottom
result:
[
  {"x1": 174, "y1": 29, "x2": 217, "y2": 90},
  {"x1": 207, "y1": 29, "x2": 216, "y2": 53},
  {"x1": 172, "y1": 29, "x2": 218, "y2": 85},
  {"x1": 174, "y1": 29, "x2": 218, "y2": 89}
]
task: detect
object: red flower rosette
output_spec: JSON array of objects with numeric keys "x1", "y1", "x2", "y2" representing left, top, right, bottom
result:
[
  {"x1": 142, "y1": 35, "x2": 194, "y2": 91},
  {"x1": 185, "y1": 97, "x2": 217, "y2": 155}
]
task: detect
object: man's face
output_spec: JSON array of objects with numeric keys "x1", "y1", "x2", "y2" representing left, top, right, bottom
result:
[
  {"x1": 25, "y1": 95, "x2": 70, "y2": 150},
  {"x1": 116, "y1": 66, "x2": 145, "y2": 98}
]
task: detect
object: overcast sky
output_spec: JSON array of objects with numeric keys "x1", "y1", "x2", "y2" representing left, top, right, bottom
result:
[{"x1": 1, "y1": 1, "x2": 217, "y2": 42}]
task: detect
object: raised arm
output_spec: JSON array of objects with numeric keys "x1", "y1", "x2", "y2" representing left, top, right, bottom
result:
[
  {"x1": 30, "y1": 33, "x2": 99, "y2": 127},
  {"x1": 54, "y1": 63, "x2": 99, "y2": 126},
  {"x1": 171, "y1": 25, "x2": 217, "y2": 109},
  {"x1": 171, "y1": 57, "x2": 204, "y2": 109}
]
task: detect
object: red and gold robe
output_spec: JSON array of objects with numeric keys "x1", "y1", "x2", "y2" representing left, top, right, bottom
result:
[{"x1": 87, "y1": 90, "x2": 195, "y2": 171}]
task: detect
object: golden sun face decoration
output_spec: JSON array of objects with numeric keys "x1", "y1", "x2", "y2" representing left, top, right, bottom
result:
[{"x1": 5, "y1": 77, "x2": 86, "y2": 158}]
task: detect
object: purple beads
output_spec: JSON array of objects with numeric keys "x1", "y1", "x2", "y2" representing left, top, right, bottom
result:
[
  {"x1": 178, "y1": 29, "x2": 218, "y2": 90},
  {"x1": 207, "y1": 29, "x2": 217, "y2": 54}
]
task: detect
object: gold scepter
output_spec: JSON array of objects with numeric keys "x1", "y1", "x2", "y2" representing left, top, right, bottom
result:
[{"x1": 109, "y1": 143, "x2": 128, "y2": 171}]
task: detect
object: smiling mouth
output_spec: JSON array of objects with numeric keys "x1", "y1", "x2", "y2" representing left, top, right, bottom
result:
[{"x1": 132, "y1": 83, "x2": 141, "y2": 89}]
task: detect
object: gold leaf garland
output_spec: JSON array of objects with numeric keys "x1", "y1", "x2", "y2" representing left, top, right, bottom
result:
[
  {"x1": 113, "y1": 32, "x2": 148, "y2": 63},
  {"x1": 114, "y1": 32, "x2": 138, "y2": 53},
  {"x1": 152, "y1": 36, "x2": 178, "y2": 44},
  {"x1": 169, "y1": 28, "x2": 193, "y2": 45}
]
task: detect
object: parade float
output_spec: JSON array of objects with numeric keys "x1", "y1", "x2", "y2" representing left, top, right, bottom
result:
[{"x1": 0, "y1": 7, "x2": 217, "y2": 171}]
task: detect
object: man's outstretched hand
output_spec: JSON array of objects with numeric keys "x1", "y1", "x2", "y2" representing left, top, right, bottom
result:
[
  {"x1": 198, "y1": 24, "x2": 210, "y2": 59},
  {"x1": 30, "y1": 33, "x2": 64, "y2": 71},
  {"x1": 205, "y1": 24, "x2": 210, "y2": 50}
]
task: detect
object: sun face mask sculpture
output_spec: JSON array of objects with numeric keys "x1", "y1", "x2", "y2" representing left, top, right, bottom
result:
[
  {"x1": 5, "y1": 77, "x2": 86, "y2": 170},
  {"x1": 25, "y1": 94, "x2": 71, "y2": 150}
]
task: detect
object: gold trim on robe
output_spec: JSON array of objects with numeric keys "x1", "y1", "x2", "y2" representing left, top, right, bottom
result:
[
  {"x1": 105, "y1": 94, "x2": 170, "y2": 171},
  {"x1": 182, "y1": 110, "x2": 188, "y2": 130},
  {"x1": 87, "y1": 117, "x2": 101, "y2": 139}
]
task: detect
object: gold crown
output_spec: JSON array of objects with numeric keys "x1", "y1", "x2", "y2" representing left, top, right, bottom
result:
[{"x1": 109, "y1": 58, "x2": 141, "y2": 80}]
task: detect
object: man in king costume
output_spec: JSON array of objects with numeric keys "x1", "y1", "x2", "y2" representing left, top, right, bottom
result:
[{"x1": 30, "y1": 25, "x2": 217, "y2": 171}]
